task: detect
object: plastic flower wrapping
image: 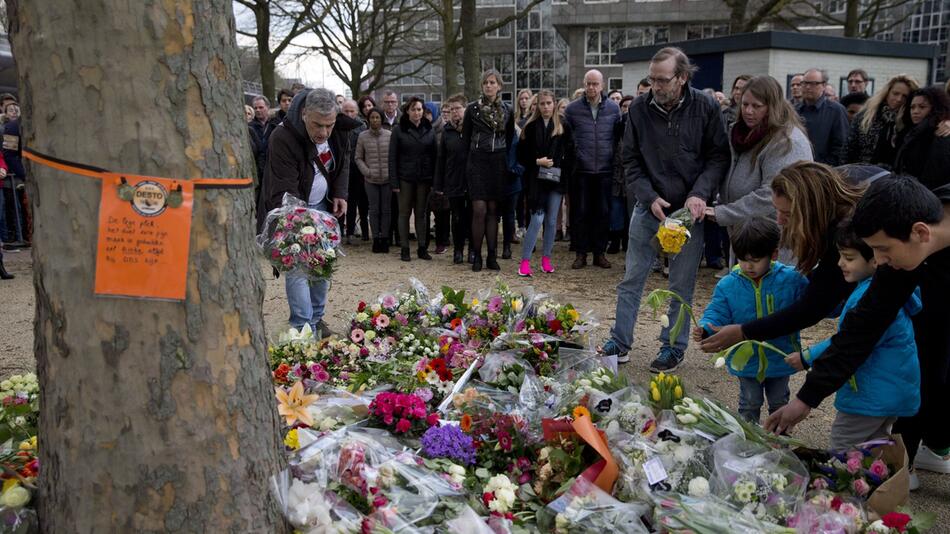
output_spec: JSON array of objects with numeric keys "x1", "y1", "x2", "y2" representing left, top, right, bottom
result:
[
  {"x1": 258, "y1": 193, "x2": 343, "y2": 281},
  {"x1": 264, "y1": 279, "x2": 927, "y2": 532},
  {"x1": 653, "y1": 207, "x2": 693, "y2": 256}
]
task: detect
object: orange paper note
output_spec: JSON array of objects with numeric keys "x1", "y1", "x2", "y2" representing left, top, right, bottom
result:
[{"x1": 94, "y1": 175, "x2": 193, "y2": 300}]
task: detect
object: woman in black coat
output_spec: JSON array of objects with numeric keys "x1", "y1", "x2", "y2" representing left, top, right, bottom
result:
[
  {"x1": 389, "y1": 97, "x2": 437, "y2": 261},
  {"x1": 894, "y1": 86, "x2": 950, "y2": 192},
  {"x1": 462, "y1": 69, "x2": 515, "y2": 271},
  {"x1": 515, "y1": 90, "x2": 574, "y2": 276}
]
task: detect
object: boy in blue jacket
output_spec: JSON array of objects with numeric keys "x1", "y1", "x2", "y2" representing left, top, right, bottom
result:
[
  {"x1": 692, "y1": 218, "x2": 808, "y2": 423},
  {"x1": 786, "y1": 220, "x2": 921, "y2": 449}
]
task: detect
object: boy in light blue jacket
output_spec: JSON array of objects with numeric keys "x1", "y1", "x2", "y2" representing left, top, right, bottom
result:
[
  {"x1": 786, "y1": 220, "x2": 920, "y2": 449},
  {"x1": 692, "y1": 218, "x2": 808, "y2": 423}
]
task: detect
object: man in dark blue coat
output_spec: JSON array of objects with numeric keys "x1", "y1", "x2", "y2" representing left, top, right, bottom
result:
[{"x1": 564, "y1": 69, "x2": 622, "y2": 269}]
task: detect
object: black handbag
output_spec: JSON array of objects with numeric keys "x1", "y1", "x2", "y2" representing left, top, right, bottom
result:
[{"x1": 537, "y1": 166, "x2": 561, "y2": 183}]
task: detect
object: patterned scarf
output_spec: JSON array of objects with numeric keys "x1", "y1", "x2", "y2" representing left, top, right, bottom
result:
[{"x1": 478, "y1": 96, "x2": 507, "y2": 134}]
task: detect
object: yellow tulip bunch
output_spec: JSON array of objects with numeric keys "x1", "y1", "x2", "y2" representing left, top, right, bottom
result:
[
  {"x1": 654, "y1": 208, "x2": 694, "y2": 255},
  {"x1": 649, "y1": 372, "x2": 684, "y2": 410}
]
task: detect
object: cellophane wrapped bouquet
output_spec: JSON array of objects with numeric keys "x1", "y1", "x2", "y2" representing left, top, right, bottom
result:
[{"x1": 258, "y1": 193, "x2": 342, "y2": 281}]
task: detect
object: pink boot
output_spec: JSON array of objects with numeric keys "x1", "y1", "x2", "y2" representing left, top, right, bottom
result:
[
  {"x1": 541, "y1": 256, "x2": 555, "y2": 273},
  {"x1": 518, "y1": 259, "x2": 532, "y2": 277}
]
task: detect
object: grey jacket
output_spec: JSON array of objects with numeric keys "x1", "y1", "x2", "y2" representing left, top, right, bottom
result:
[{"x1": 714, "y1": 125, "x2": 813, "y2": 227}]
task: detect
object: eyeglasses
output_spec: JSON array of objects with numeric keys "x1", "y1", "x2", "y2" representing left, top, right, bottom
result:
[
  {"x1": 847, "y1": 78, "x2": 865, "y2": 84},
  {"x1": 802, "y1": 81, "x2": 825, "y2": 87},
  {"x1": 647, "y1": 76, "x2": 677, "y2": 86}
]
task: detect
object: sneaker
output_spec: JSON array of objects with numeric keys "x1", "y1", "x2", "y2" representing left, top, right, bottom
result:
[
  {"x1": 518, "y1": 259, "x2": 532, "y2": 277},
  {"x1": 650, "y1": 346, "x2": 684, "y2": 373},
  {"x1": 434, "y1": 245, "x2": 447, "y2": 255},
  {"x1": 600, "y1": 339, "x2": 629, "y2": 364},
  {"x1": 915, "y1": 444, "x2": 950, "y2": 474},
  {"x1": 541, "y1": 256, "x2": 555, "y2": 273},
  {"x1": 909, "y1": 469, "x2": 920, "y2": 492}
]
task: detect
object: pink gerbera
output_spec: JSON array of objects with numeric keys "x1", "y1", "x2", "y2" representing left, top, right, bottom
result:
[
  {"x1": 376, "y1": 314, "x2": 391, "y2": 328},
  {"x1": 351, "y1": 329, "x2": 365, "y2": 343}
]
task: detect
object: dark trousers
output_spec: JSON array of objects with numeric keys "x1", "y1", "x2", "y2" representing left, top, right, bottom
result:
[
  {"x1": 570, "y1": 172, "x2": 611, "y2": 255},
  {"x1": 501, "y1": 191, "x2": 519, "y2": 247},
  {"x1": 390, "y1": 195, "x2": 401, "y2": 242},
  {"x1": 2, "y1": 187, "x2": 28, "y2": 243},
  {"x1": 704, "y1": 221, "x2": 728, "y2": 264},
  {"x1": 398, "y1": 181, "x2": 431, "y2": 250},
  {"x1": 449, "y1": 196, "x2": 471, "y2": 252},
  {"x1": 434, "y1": 208, "x2": 450, "y2": 247},
  {"x1": 894, "y1": 320, "x2": 950, "y2": 463},
  {"x1": 365, "y1": 182, "x2": 392, "y2": 239},
  {"x1": 346, "y1": 169, "x2": 369, "y2": 237}
]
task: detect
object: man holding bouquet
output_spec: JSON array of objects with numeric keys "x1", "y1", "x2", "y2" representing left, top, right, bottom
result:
[
  {"x1": 258, "y1": 87, "x2": 361, "y2": 337},
  {"x1": 600, "y1": 47, "x2": 729, "y2": 370}
]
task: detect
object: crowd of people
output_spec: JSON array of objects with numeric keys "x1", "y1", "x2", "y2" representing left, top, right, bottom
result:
[{"x1": 245, "y1": 46, "x2": 950, "y2": 491}]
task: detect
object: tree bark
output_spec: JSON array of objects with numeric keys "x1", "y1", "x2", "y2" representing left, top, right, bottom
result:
[
  {"x1": 460, "y1": 0, "x2": 482, "y2": 100},
  {"x1": 844, "y1": 0, "x2": 860, "y2": 37},
  {"x1": 6, "y1": 0, "x2": 285, "y2": 531},
  {"x1": 439, "y1": 0, "x2": 461, "y2": 98}
]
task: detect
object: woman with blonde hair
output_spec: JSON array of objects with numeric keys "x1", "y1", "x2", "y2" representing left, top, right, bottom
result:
[
  {"x1": 462, "y1": 69, "x2": 515, "y2": 271},
  {"x1": 514, "y1": 89, "x2": 534, "y2": 128},
  {"x1": 709, "y1": 76, "x2": 813, "y2": 232},
  {"x1": 515, "y1": 90, "x2": 575, "y2": 276},
  {"x1": 846, "y1": 74, "x2": 918, "y2": 167}
]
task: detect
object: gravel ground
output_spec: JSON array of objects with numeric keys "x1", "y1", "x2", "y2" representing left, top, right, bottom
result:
[{"x1": 3, "y1": 238, "x2": 948, "y2": 528}]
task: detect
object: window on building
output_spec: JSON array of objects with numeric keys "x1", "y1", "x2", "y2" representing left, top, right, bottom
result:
[
  {"x1": 583, "y1": 0, "x2": 619, "y2": 3},
  {"x1": 477, "y1": 0, "x2": 515, "y2": 5},
  {"x1": 608, "y1": 78, "x2": 623, "y2": 91},
  {"x1": 584, "y1": 26, "x2": 670, "y2": 66},
  {"x1": 431, "y1": 93, "x2": 443, "y2": 103},
  {"x1": 481, "y1": 54, "x2": 515, "y2": 84},
  {"x1": 686, "y1": 23, "x2": 730, "y2": 40},
  {"x1": 903, "y1": 0, "x2": 950, "y2": 80},
  {"x1": 514, "y1": 1, "x2": 569, "y2": 98},
  {"x1": 484, "y1": 18, "x2": 513, "y2": 38},
  {"x1": 419, "y1": 19, "x2": 440, "y2": 40},
  {"x1": 389, "y1": 59, "x2": 443, "y2": 88}
]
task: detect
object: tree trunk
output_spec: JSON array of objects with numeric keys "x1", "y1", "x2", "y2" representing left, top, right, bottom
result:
[
  {"x1": 253, "y1": 2, "x2": 276, "y2": 100},
  {"x1": 460, "y1": 0, "x2": 482, "y2": 100},
  {"x1": 728, "y1": 0, "x2": 749, "y2": 33},
  {"x1": 259, "y1": 47, "x2": 277, "y2": 102},
  {"x1": 844, "y1": 0, "x2": 860, "y2": 37},
  {"x1": 440, "y1": 0, "x2": 461, "y2": 98},
  {"x1": 6, "y1": 0, "x2": 285, "y2": 531}
]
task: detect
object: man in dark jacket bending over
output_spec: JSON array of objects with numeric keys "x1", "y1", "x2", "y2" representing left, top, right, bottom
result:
[
  {"x1": 600, "y1": 47, "x2": 730, "y2": 370},
  {"x1": 258, "y1": 88, "x2": 360, "y2": 337}
]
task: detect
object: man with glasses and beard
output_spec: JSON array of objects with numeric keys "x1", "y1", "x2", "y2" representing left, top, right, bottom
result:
[
  {"x1": 796, "y1": 68, "x2": 849, "y2": 166},
  {"x1": 599, "y1": 47, "x2": 730, "y2": 371}
]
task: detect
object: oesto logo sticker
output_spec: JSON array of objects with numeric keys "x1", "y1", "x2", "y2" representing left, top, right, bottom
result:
[{"x1": 131, "y1": 181, "x2": 168, "y2": 217}]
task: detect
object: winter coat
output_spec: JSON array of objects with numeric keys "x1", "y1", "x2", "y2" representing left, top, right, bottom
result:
[
  {"x1": 846, "y1": 107, "x2": 900, "y2": 168},
  {"x1": 505, "y1": 135, "x2": 524, "y2": 196},
  {"x1": 804, "y1": 278, "x2": 921, "y2": 417},
  {"x1": 796, "y1": 96, "x2": 849, "y2": 166},
  {"x1": 699, "y1": 262, "x2": 809, "y2": 379},
  {"x1": 564, "y1": 93, "x2": 622, "y2": 175},
  {"x1": 516, "y1": 118, "x2": 575, "y2": 211},
  {"x1": 257, "y1": 91, "x2": 361, "y2": 229},
  {"x1": 250, "y1": 118, "x2": 277, "y2": 150},
  {"x1": 715, "y1": 125, "x2": 813, "y2": 228},
  {"x1": 893, "y1": 117, "x2": 950, "y2": 192},
  {"x1": 388, "y1": 115, "x2": 436, "y2": 190},
  {"x1": 2, "y1": 119, "x2": 24, "y2": 188},
  {"x1": 433, "y1": 121, "x2": 467, "y2": 198},
  {"x1": 462, "y1": 98, "x2": 515, "y2": 200},
  {"x1": 355, "y1": 128, "x2": 392, "y2": 185},
  {"x1": 623, "y1": 85, "x2": 730, "y2": 213}
]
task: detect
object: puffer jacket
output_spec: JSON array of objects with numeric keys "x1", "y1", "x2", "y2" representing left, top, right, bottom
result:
[
  {"x1": 355, "y1": 128, "x2": 392, "y2": 185},
  {"x1": 715, "y1": 125, "x2": 813, "y2": 228},
  {"x1": 804, "y1": 278, "x2": 921, "y2": 417},
  {"x1": 388, "y1": 115, "x2": 436, "y2": 190},
  {"x1": 564, "y1": 93, "x2": 621, "y2": 175},
  {"x1": 699, "y1": 262, "x2": 809, "y2": 379},
  {"x1": 623, "y1": 85, "x2": 730, "y2": 214}
]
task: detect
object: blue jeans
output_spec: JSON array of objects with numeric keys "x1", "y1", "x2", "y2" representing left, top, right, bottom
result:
[
  {"x1": 521, "y1": 191, "x2": 562, "y2": 260},
  {"x1": 738, "y1": 376, "x2": 790, "y2": 424},
  {"x1": 609, "y1": 205, "x2": 705, "y2": 352},
  {"x1": 285, "y1": 199, "x2": 331, "y2": 330}
]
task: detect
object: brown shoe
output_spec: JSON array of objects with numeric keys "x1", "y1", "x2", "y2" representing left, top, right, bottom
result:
[
  {"x1": 594, "y1": 255, "x2": 612, "y2": 269},
  {"x1": 571, "y1": 254, "x2": 587, "y2": 269}
]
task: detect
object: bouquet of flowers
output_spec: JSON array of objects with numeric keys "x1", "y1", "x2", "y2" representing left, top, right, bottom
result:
[
  {"x1": 541, "y1": 477, "x2": 649, "y2": 533},
  {"x1": 421, "y1": 424, "x2": 477, "y2": 466},
  {"x1": 258, "y1": 193, "x2": 342, "y2": 281},
  {"x1": 513, "y1": 300, "x2": 590, "y2": 343},
  {"x1": 786, "y1": 490, "x2": 867, "y2": 533},
  {"x1": 673, "y1": 396, "x2": 805, "y2": 448},
  {"x1": 709, "y1": 434, "x2": 809, "y2": 525},
  {"x1": 865, "y1": 509, "x2": 936, "y2": 534},
  {"x1": 648, "y1": 372, "x2": 684, "y2": 411},
  {"x1": 367, "y1": 392, "x2": 440, "y2": 437},
  {"x1": 653, "y1": 492, "x2": 796, "y2": 533},
  {"x1": 800, "y1": 441, "x2": 896, "y2": 499},
  {"x1": 653, "y1": 207, "x2": 693, "y2": 256}
]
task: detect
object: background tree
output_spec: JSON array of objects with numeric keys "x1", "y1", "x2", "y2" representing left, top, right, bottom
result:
[
  {"x1": 235, "y1": 0, "x2": 323, "y2": 100},
  {"x1": 722, "y1": 0, "x2": 796, "y2": 33},
  {"x1": 5, "y1": 0, "x2": 285, "y2": 530},
  {"x1": 305, "y1": 0, "x2": 437, "y2": 99},
  {"x1": 781, "y1": 0, "x2": 918, "y2": 38}
]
